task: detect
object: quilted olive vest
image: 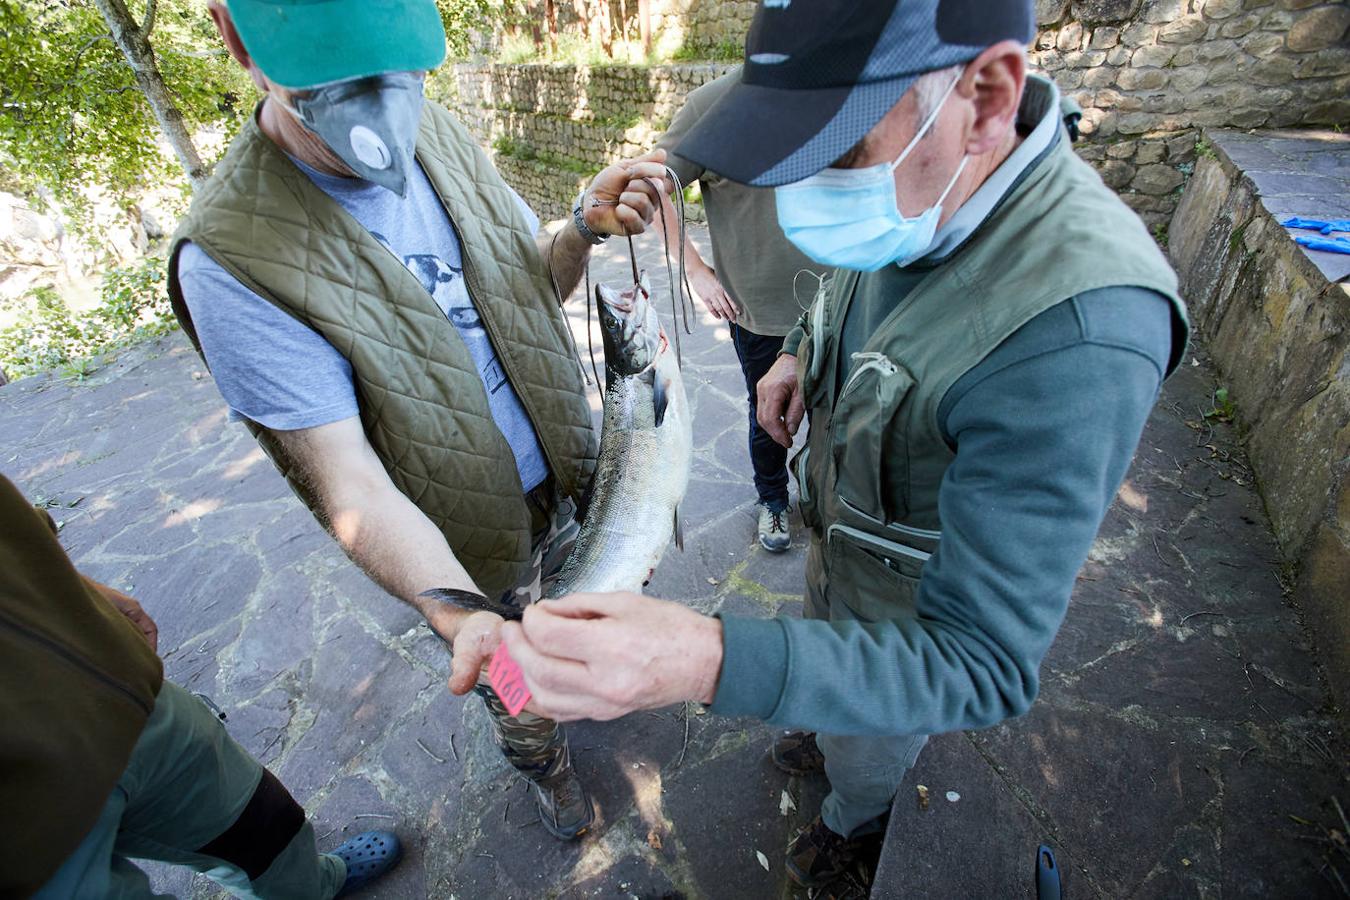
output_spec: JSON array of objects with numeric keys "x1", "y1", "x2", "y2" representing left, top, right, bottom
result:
[
  {"x1": 794, "y1": 133, "x2": 1188, "y2": 621},
  {"x1": 168, "y1": 102, "x2": 597, "y2": 598}
]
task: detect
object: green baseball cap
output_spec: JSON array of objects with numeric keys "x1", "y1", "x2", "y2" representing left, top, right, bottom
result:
[{"x1": 228, "y1": 0, "x2": 447, "y2": 89}]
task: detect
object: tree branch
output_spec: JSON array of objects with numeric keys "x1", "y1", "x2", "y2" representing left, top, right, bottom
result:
[
  {"x1": 68, "y1": 34, "x2": 113, "y2": 81},
  {"x1": 140, "y1": 0, "x2": 158, "y2": 39}
]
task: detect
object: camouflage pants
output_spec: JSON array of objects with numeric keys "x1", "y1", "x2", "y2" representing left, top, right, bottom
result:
[{"x1": 470, "y1": 482, "x2": 580, "y2": 780}]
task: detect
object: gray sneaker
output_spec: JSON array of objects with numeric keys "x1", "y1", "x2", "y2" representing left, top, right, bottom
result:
[
  {"x1": 530, "y1": 765, "x2": 595, "y2": 840},
  {"x1": 758, "y1": 504, "x2": 791, "y2": 553}
]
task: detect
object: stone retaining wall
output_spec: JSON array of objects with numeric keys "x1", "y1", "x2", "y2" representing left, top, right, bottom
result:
[
  {"x1": 1035, "y1": 0, "x2": 1350, "y2": 229},
  {"x1": 435, "y1": 63, "x2": 734, "y2": 220},
  {"x1": 440, "y1": 1, "x2": 1348, "y2": 227},
  {"x1": 1169, "y1": 127, "x2": 1350, "y2": 712}
]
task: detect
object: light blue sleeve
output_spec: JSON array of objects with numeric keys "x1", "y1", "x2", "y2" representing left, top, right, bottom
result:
[
  {"x1": 176, "y1": 242, "x2": 360, "y2": 431},
  {"x1": 510, "y1": 186, "x2": 540, "y2": 235}
]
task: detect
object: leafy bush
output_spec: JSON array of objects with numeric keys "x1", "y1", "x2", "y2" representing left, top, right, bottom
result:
[{"x1": 0, "y1": 257, "x2": 177, "y2": 381}]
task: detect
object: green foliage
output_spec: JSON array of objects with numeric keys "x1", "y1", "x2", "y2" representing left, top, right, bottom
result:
[
  {"x1": 1194, "y1": 137, "x2": 1216, "y2": 160},
  {"x1": 0, "y1": 256, "x2": 176, "y2": 379},
  {"x1": 670, "y1": 37, "x2": 742, "y2": 62},
  {"x1": 437, "y1": 0, "x2": 513, "y2": 60},
  {"x1": 1203, "y1": 387, "x2": 1237, "y2": 423},
  {"x1": 491, "y1": 135, "x2": 592, "y2": 175},
  {"x1": 0, "y1": 0, "x2": 252, "y2": 233},
  {"x1": 493, "y1": 30, "x2": 640, "y2": 66}
]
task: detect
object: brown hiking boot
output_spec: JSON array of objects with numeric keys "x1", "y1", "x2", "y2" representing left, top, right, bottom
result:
[
  {"x1": 530, "y1": 765, "x2": 595, "y2": 841},
  {"x1": 771, "y1": 731, "x2": 826, "y2": 776},
  {"x1": 786, "y1": 816, "x2": 859, "y2": 887}
]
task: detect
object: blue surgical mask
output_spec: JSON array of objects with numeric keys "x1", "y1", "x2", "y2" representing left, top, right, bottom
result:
[
  {"x1": 279, "y1": 72, "x2": 425, "y2": 197},
  {"x1": 775, "y1": 75, "x2": 967, "y2": 271}
]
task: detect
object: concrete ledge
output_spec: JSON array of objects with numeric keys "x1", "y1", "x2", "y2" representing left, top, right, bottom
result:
[{"x1": 1169, "y1": 127, "x2": 1350, "y2": 713}]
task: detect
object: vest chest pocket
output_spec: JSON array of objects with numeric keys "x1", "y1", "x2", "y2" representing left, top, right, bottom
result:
[
  {"x1": 824, "y1": 523, "x2": 928, "y2": 623},
  {"x1": 831, "y1": 353, "x2": 917, "y2": 524}
]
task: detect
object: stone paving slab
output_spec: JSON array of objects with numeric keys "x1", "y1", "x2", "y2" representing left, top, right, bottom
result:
[
  {"x1": 1207, "y1": 128, "x2": 1350, "y2": 283},
  {"x1": 2, "y1": 225, "x2": 1345, "y2": 898}
]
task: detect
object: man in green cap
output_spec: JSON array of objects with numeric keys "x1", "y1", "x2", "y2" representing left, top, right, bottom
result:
[{"x1": 168, "y1": 1, "x2": 671, "y2": 840}]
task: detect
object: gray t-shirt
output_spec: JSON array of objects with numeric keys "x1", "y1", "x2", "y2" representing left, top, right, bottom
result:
[{"x1": 177, "y1": 156, "x2": 550, "y2": 492}]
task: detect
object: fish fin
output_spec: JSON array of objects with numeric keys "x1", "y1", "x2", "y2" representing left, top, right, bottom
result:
[
  {"x1": 653, "y1": 370, "x2": 669, "y2": 428},
  {"x1": 673, "y1": 505, "x2": 684, "y2": 552}
]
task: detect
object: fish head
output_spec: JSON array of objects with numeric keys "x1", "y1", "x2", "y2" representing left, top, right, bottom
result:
[{"x1": 596, "y1": 271, "x2": 662, "y2": 376}]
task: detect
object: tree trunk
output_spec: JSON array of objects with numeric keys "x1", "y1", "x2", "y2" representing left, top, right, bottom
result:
[
  {"x1": 545, "y1": 0, "x2": 558, "y2": 51},
  {"x1": 573, "y1": 0, "x2": 590, "y2": 39},
  {"x1": 638, "y1": 0, "x2": 651, "y2": 54},
  {"x1": 595, "y1": 0, "x2": 613, "y2": 57},
  {"x1": 90, "y1": 0, "x2": 209, "y2": 190}
]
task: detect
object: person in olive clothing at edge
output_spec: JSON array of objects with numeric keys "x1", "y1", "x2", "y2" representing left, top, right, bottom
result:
[{"x1": 1, "y1": 474, "x2": 401, "y2": 898}]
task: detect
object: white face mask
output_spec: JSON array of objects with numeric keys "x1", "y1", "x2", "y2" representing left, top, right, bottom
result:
[{"x1": 775, "y1": 73, "x2": 967, "y2": 271}]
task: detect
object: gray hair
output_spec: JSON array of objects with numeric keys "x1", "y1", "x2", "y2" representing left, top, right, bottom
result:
[{"x1": 910, "y1": 64, "x2": 965, "y2": 128}]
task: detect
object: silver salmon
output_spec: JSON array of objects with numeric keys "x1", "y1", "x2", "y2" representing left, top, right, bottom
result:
[{"x1": 546, "y1": 271, "x2": 692, "y2": 597}]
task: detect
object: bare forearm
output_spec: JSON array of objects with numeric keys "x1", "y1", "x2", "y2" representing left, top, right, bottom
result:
[
  {"x1": 324, "y1": 483, "x2": 476, "y2": 628},
  {"x1": 539, "y1": 221, "x2": 594, "y2": 303}
]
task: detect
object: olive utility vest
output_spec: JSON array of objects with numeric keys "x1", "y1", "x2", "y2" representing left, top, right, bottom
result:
[
  {"x1": 168, "y1": 103, "x2": 598, "y2": 598},
  {"x1": 795, "y1": 134, "x2": 1188, "y2": 623}
]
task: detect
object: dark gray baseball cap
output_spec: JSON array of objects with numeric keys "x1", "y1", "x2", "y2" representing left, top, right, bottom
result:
[{"x1": 675, "y1": 0, "x2": 1034, "y2": 187}]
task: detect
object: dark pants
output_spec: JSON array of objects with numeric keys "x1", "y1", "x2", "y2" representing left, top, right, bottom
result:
[{"x1": 731, "y1": 323, "x2": 790, "y2": 512}]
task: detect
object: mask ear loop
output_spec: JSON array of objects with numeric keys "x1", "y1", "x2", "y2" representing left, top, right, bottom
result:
[{"x1": 887, "y1": 71, "x2": 963, "y2": 174}]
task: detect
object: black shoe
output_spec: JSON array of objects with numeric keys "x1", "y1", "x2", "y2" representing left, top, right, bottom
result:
[
  {"x1": 806, "y1": 862, "x2": 874, "y2": 900},
  {"x1": 531, "y1": 765, "x2": 595, "y2": 841},
  {"x1": 771, "y1": 730, "x2": 826, "y2": 776},
  {"x1": 786, "y1": 816, "x2": 859, "y2": 887}
]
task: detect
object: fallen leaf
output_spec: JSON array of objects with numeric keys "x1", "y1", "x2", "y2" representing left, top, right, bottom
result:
[
  {"x1": 1181, "y1": 858, "x2": 1192, "y2": 867},
  {"x1": 755, "y1": 850, "x2": 769, "y2": 872},
  {"x1": 779, "y1": 790, "x2": 796, "y2": 816},
  {"x1": 916, "y1": 784, "x2": 930, "y2": 811},
  {"x1": 647, "y1": 829, "x2": 663, "y2": 850}
]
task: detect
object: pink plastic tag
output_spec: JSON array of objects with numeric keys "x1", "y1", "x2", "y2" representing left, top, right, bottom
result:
[{"x1": 488, "y1": 643, "x2": 532, "y2": 717}]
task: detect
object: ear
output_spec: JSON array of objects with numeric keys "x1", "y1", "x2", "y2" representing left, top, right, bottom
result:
[
  {"x1": 208, "y1": 1, "x2": 268, "y2": 92},
  {"x1": 960, "y1": 39, "x2": 1027, "y2": 157}
]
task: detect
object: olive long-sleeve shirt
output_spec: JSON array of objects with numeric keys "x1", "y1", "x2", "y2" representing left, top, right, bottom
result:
[{"x1": 710, "y1": 285, "x2": 1177, "y2": 735}]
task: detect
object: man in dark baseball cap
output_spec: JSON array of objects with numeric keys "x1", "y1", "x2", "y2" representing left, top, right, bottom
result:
[
  {"x1": 675, "y1": 0, "x2": 1038, "y2": 187},
  {"x1": 499, "y1": 0, "x2": 1190, "y2": 892}
]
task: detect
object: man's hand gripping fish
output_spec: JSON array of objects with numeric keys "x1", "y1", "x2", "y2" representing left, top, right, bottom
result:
[
  {"x1": 422, "y1": 169, "x2": 694, "y2": 623},
  {"x1": 546, "y1": 271, "x2": 692, "y2": 597}
]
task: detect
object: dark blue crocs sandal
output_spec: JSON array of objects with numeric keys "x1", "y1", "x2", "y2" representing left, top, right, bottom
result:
[{"x1": 333, "y1": 830, "x2": 402, "y2": 896}]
